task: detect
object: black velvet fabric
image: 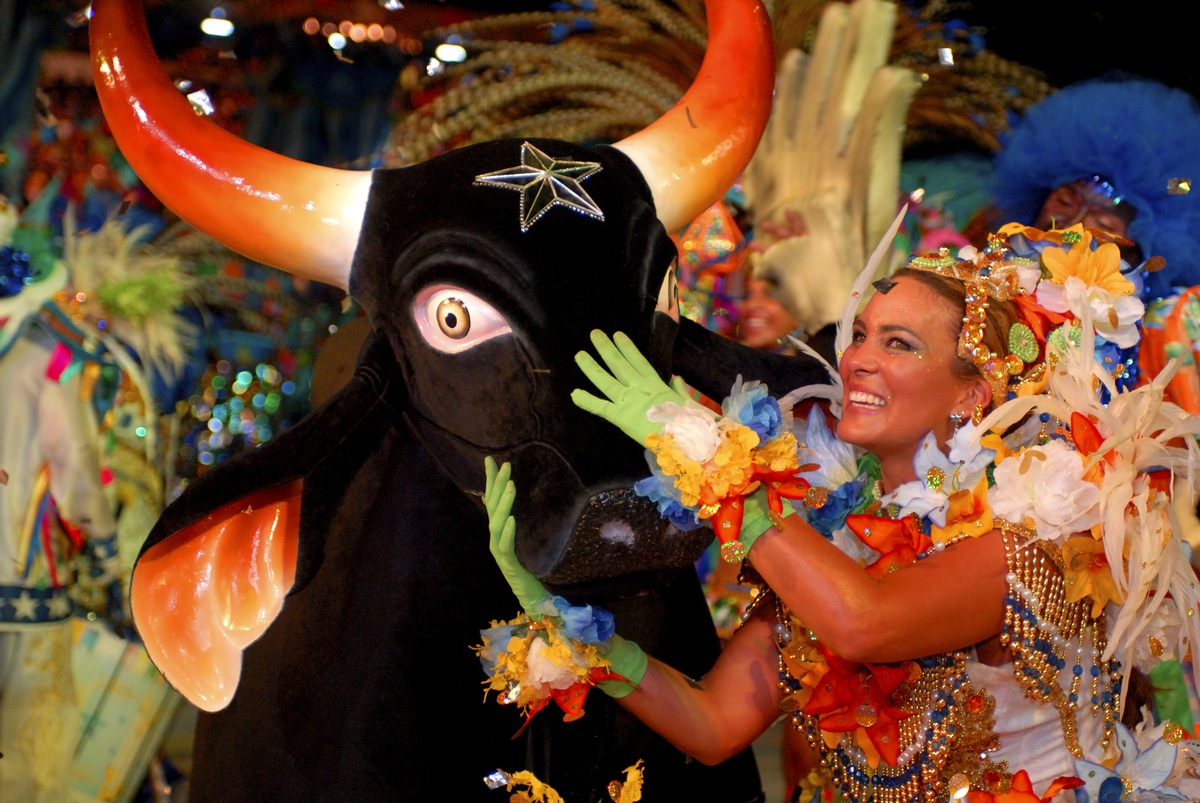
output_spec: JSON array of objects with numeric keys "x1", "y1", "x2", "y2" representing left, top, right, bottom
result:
[{"x1": 135, "y1": 137, "x2": 831, "y2": 800}]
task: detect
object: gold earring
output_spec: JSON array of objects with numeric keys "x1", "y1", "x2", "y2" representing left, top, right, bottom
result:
[{"x1": 971, "y1": 403, "x2": 984, "y2": 425}]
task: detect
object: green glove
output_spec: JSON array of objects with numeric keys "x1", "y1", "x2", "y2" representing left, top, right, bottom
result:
[
  {"x1": 723, "y1": 487, "x2": 794, "y2": 563},
  {"x1": 596, "y1": 634, "x2": 648, "y2": 698},
  {"x1": 485, "y1": 456, "x2": 551, "y2": 616},
  {"x1": 485, "y1": 456, "x2": 649, "y2": 697},
  {"x1": 571, "y1": 330, "x2": 691, "y2": 447}
]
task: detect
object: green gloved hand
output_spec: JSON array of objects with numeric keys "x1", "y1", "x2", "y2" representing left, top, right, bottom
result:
[
  {"x1": 485, "y1": 456, "x2": 551, "y2": 616},
  {"x1": 485, "y1": 456, "x2": 649, "y2": 697},
  {"x1": 596, "y1": 634, "x2": 649, "y2": 698},
  {"x1": 571, "y1": 330, "x2": 692, "y2": 447}
]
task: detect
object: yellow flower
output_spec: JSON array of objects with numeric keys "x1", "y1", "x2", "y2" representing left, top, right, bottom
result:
[
  {"x1": 980, "y1": 432, "x2": 1013, "y2": 464},
  {"x1": 1041, "y1": 233, "x2": 1135, "y2": 298},
  {"x1": 1062, "y1": 535, "x2": 1125, "y2": 618},
  {"x1": 754, "y1": 432, "x2": 801, "y2": 473},
  {"x1": 648, "y1": 433, "x2": 705, "y2": 507},
  {"x1": 931, "y1": 476, "x2": 994, "y2": 544}
]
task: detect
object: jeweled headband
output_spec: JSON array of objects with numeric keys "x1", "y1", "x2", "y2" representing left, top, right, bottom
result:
[{"x1": 904, "y1": 236, "x2": 1042, "y2": 409}]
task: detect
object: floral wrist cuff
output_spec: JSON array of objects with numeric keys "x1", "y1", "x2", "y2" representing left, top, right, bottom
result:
[
  {"x1": 476, "y1": 597, "x2": 624, "y2": 723},
  {"x1": 635, "y1": 377, "x2": 808, "y2": 561}
]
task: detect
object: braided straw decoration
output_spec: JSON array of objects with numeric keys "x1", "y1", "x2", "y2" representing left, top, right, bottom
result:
[
  {"x1": 767, "y1": 0, "x2": 1052, "y2": 154},
  {"x1": 386, "y1": 0, "x2": 708, "y2": 165}
]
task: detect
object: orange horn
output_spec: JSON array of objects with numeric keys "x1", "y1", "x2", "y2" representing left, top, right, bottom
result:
[
  {"x1": 614, "y1": 0, "x2": 775, "y2": 234},
  {"x1": 90, "y1": 0, "x2": 371, "y2": 290}
]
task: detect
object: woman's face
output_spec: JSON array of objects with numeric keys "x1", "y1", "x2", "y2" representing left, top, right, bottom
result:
[
  {"x1": 737, "y1": 278, "x2": 798, "y2": 351},
  {"x1": 837, "y1": 277, "x2": 987, "y2": 468}
]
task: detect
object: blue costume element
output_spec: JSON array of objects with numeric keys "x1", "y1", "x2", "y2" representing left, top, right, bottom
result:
[{"x1": 992, "y1": 77, "x2": 1200, "y2": 301}]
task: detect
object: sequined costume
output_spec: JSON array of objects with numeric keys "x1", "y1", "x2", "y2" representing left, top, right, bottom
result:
[{"x1": 765, "y1": 518, "x2": 1122, "y2": 801}]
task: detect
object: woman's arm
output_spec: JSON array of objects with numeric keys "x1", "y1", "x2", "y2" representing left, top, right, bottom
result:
[
  {"x1": 616, "y1": 605, "x2": 785, "y2": 765},
  {"x1": 749, "y1": 515, "x2": 1010, "y2": 663}
]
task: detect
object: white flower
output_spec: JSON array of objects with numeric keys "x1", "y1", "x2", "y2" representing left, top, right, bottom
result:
[
  {"x1": 946, "y1": 422, "x2": 996, "y2": 491},
  {"x1": 1015, "y1": 263, "x2": 1042, "y2": 296},
  {"x1": 649, "y1": 401, "x2": 721, "y2": 463},
  {"x1": 829, "y1": 523, "x2": 882, "y2": 567},
  {"x1": 794, "y1": 407, "x2": 861, "y2": 489},
  {"x1": 990, "y1": 440, "x2": 1103, "y2": 540},
  {"x1": 1037, "y1": 275, "x2": 1145, "y2": 347},
  {"x1": 1132, "y1": 602, "x2": 1183, "y2": 666},
  {"x1": 885, "y1": 435, "x2": 953, "y2": 526},
  {"x1": 1076, "y1": 722, "x2": 1185, "y2": 801},
  {"x1": 525, "y1": 636, "x2": 583, "y2": 692}
]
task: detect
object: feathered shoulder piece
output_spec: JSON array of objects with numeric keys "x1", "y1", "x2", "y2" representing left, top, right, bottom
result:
[{"x1": 965, "y1": 225, "x2": 1200, "y2": 682}]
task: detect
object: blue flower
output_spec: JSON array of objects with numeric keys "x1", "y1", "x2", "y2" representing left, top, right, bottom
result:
[
  {"x1": 805, "y1": 477, "x2": 866, "y2": 538},
  {"x1": 552, "y1": 597, "x2": 615, "y2": 644},
  {"x1": 1092, "y1": 331, "x2": 1140, "y2": 396},
  {"x1": 722, "y1": 377, "x2": 784, "y2": 440},
  {"x1": 634, "y1": 475, "x2": 702, "y2": 531},
  {"x1": 477, "y1": 623, "x2": 519, "y2": 675}
]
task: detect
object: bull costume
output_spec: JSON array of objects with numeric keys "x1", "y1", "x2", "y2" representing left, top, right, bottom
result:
[{"x1": 88, "y1": 0, "x2": 830, "y2": 799}]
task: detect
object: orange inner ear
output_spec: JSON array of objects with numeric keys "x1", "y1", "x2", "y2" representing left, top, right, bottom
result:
[{"x1": 132, "y1": 481, "x2": 301, "y2": 712}]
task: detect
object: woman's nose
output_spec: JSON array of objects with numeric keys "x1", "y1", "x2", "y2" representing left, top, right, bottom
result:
[{"x1": 842, "y1": 344, "x2": 878, "y2": 374}]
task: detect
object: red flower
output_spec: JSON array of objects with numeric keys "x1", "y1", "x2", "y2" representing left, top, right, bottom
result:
[
  {"x1": 965, "y1": 770, "x2": 1083, "y2": 802},
  {"x1": 804, "y1": 645, "x2": 913, "y2": 767},
  {"x1": 846, "y1": 513, "x2": 932, "y2": 578}
]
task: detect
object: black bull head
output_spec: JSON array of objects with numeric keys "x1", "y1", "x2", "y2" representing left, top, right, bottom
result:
[{"x1": 91, "y1": 0, "x2": 830, "y2": 799}]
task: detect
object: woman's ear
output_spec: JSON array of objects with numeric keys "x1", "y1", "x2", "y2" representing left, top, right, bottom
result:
[{"x1": 958, "y1": 376, "x2": 992, "y2": 418}]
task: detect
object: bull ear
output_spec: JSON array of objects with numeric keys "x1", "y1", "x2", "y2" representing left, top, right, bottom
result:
[
  {"x1": 133, "y1": 482, "x2": 300, "y2": 712},
  {"x1": 131, "y1": 331, "x2": 402, "y2": 711}
]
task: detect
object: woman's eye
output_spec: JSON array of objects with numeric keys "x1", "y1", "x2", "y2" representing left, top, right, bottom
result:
[
  {"x1": 412, "y1": 284, "x2": 512, "y2": 354},
  {"x1": 850, "y1": 330, "x2": 866, "y2": 344},
  {"x1": 888, "y1": 337, "x2": 912, "y2": 350}
]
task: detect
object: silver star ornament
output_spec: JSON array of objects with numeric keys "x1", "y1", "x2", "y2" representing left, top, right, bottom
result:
[{"x1": 475, "y1": 142, "x2": 605, "y2": 232}]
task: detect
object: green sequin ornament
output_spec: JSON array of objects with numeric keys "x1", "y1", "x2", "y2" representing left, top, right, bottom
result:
[{"x1": 1008, "y1": 321, "x2": 1039, "y2": 363}]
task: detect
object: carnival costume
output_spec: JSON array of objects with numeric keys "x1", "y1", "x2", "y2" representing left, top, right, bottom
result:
[
  {"x1": 990, "y1": 78, "x2": 1200, "y2": 303},
  {"x1": 480, "y1": 223, "x2": 1200, "y2": 802}
]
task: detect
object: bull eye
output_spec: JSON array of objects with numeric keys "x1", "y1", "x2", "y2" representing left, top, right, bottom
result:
[
  {"x1": 655, "y1": 260, "x2": 680, "y2": 322},
  {"x1": 437, "y1": 297, "x2": 471, "y2": 338},
  {"x1": 413, "y1": 284, "x2": 513, "y2": 355}
]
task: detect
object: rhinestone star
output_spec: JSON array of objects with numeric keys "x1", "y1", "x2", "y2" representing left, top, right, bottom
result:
[{"x1": 475, "y1": 142, "x2": 604, "y2": 232}]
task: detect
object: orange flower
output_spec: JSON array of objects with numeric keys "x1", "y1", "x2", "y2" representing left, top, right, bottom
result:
[
  {"x1": 996, "y1": 222, "x2": 1084, "y2": 246},
  {"x1": 965, "y1": 769, "x2": 1083, "y2": 802},
  {"x1": 1062, "y1": 535, "x2": 1125, "y2": 618},
  {"x1": 804, "y1": 645, "x2": 914, "y2": 768},
  {"x1": 932, "y1": 476, "x2": 994, "y2": 544},
  {"x1": 846, "y1": 513, "x2": 932, "y2": 578}
]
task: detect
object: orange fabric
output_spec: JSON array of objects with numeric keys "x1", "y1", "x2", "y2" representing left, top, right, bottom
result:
[{"x1": 1140, "y1": 286, "x2": 1200, "y2": 414}]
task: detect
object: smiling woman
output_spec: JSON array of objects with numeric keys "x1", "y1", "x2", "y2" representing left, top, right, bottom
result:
[
  {"x1": 483, "y1": 222, "x2": 1200, "y2": 802},
  {"x1": 837, "y1": 272, "x2": 995, "y2": 480}
]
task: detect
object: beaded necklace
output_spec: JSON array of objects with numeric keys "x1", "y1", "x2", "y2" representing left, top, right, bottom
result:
[{"x1": 762, "y1": 465, "x2": 1121, "y2": 803}]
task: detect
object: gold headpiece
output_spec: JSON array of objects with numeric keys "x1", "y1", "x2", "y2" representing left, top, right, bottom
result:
[{"x1": 905, "y1": 238, "x2": 1042, "y2": 409}]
